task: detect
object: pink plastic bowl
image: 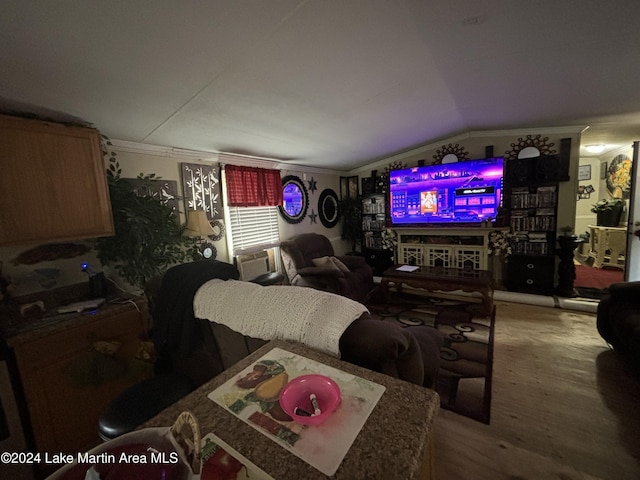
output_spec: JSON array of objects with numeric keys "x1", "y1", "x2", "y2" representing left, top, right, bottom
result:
[{"x1": 279, "y1": 374, "x2": 341, "y2": 425}]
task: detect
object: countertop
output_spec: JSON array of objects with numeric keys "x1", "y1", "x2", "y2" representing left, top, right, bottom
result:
[
  {"x1": 0, "y1": 290, "x2": 146, "y2": 347},
  {"x1": 142, "y1": 339, "x2": 439, "y2": 480}
]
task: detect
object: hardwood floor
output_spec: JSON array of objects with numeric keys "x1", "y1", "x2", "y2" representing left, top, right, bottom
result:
[{"x1": 433, "y1": 300, "x2": 640, "y2": 480}]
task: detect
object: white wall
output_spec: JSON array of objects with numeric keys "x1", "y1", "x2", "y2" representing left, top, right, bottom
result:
[
  {"x1": 0, "y1": 126, "x2": 593, "y2": 298},
  {"x1": 575, "y1": 156, "x2": 601, "y2": 236},
  {"x1": 114, "y1": 150, "x2": 350, "y2": 262}
]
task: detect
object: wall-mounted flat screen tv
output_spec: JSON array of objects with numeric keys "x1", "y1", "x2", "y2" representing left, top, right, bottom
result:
[{"x1": 389, "y1": 157, "x2": 504, "y2": 226}]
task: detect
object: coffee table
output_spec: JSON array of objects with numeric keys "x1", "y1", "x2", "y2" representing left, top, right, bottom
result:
[
  {"x1": 380, "y1": 265, "x2": 495, "y2": 315},
  {"x1": 141, "y1": 339, "x2": 439, "y2": 479}
]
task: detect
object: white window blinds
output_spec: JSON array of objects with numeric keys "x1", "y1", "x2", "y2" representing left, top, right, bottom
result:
[{"x1": 227, "y1": 206, "x2": 280, "y2": 255}]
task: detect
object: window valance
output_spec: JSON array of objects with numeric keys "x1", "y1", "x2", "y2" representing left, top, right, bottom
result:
[{"x1": 224, "y1": 165, "x2": 283, "y2": 207}]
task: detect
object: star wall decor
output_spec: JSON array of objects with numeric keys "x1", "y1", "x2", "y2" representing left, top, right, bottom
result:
[
  {"x1": 309, "y1": 209, "x2": 318, "y2": 224},
  {"x1": 307, "y1": 177, "x2": 318, "y2": 194}
]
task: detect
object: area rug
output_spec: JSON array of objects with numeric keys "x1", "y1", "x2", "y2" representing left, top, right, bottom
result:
[
  {"x1": 574, "y1": 264, "x2": 623, "y2": 300},
  {"x1": 365, "y1": 292, "x2": 495, "y2": 424},
  {"x1": 574, "y1": 264, "x2": 623, "y2": 289}
]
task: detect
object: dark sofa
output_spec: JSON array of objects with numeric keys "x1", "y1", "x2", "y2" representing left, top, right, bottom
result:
[
  {"x1": 596, "y1": 281, "x2": 640, "y2": 378},
  {"x1": 99, "y1": 260, "x2": 442, "y2": 440}
]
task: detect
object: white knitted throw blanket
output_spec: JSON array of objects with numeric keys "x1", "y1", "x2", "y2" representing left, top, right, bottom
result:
[{"x1": 193, "y1": 279, "x2": 368, "y2": 356}]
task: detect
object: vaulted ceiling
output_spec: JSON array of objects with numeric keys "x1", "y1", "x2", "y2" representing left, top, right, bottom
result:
[{"x1": 1, "y1": 1, "x2": 638, "y2": 171}]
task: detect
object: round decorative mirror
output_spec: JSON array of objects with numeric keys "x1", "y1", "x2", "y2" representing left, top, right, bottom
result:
[
  {"x1": 278, "y1": 175, "x2": 309, "y2": 224},
  {"x1": 318, "y1": 188, "x2": 340, "y2": 228}
]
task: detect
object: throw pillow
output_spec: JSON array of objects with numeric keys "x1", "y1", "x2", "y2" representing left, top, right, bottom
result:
[
  {"x1": 330, "y1": 256, "x2": 350, "y2": 273},
  {"x1": 312, "y1": 256, "x2": 342, "y2": 273}
]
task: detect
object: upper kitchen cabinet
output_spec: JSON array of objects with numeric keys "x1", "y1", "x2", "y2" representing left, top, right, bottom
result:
[{"x1": 0, "y1": 115, "x2": 114, "y2": 245}]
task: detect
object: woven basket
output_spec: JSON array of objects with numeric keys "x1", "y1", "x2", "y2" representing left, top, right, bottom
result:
[{"x1": 47, "y1": 411, "x2": 201, "y2": 479}]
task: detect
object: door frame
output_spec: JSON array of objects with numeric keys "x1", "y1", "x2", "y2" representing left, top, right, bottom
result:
[{"x1": 624, "y1": 141, "x2": 639, "y2": 282}]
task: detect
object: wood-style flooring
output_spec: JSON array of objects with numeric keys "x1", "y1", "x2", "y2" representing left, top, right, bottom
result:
[{"x1": 433, "y1": 300, "x2": 640, "y2": 480}]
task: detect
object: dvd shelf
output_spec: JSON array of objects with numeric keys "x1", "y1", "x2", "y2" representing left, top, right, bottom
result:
[
  {"x1": 508, "y1": 184, "x2": 558, "y2": 256},
  {"x1": 506, "y1": 182, "x2": 558, "y2": 293},
  {"x1": 361, "y1": 193, "x2": 386, "y2": 250},
  {"x1": 361, "y1": 178, "x2": 393, "y2": 275}
]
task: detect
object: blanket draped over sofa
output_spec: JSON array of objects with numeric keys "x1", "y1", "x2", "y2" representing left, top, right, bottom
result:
[{"x1": 194, "y1": 279, "x2": 368, "y2": 356}]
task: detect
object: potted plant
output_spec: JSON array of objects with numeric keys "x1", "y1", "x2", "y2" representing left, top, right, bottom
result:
[
  {"x1": 590, "y1": 198, "x2": 625, "y2": 227},
  {"x1": 559, "y1": 225, "x2": 575, "y2": 237},
  {"x1": 94, "y1": 143, "x2": 196, "y2": 291},
  {"x1": 339, "y1": 196, "x2": 362, "y2": 253}
]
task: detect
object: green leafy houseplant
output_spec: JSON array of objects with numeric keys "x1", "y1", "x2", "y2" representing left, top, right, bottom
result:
[
  {"x1": 590, "y1": 198, "x2": 625, "y2": 227},
  {"x1": 590, "y1": 198, "x2": 625, "y2": 213},
  {"x1": 94, "y1": 144, "x2": 196, "y2": 289},
  {"x1": 339, "y1": 196, "x2": 362, "y2": 253}
]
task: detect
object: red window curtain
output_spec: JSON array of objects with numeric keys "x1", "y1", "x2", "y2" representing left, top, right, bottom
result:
[{"x1": 225, "y1": 165, "x2": 283, "y2": 207}]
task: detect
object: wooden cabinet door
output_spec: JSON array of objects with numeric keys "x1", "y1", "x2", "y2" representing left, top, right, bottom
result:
[
  {"x1": 0, "y1": 114, "x2": 114, "y2": 245},
  {"x1": 14, "y1": 304, "x2": 152, "y2": 455}
]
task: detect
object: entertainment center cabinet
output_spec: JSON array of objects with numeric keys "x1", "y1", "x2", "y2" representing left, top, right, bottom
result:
[{"x1": 394, "y1": 227, "x2": 495, "y2": 270}]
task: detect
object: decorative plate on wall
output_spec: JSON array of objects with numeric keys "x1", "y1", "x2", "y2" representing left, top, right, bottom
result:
[{"x1": 317, "y1": 189, "x2": 340, "y2": 228}]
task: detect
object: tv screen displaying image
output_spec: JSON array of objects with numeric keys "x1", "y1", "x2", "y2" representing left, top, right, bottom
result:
[{"x1": 389, "y1": 157, "x2": 504, "y2": 226}]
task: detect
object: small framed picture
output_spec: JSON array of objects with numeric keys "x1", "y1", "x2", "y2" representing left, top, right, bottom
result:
[
  {"x1": 600, "y1": 162, "x2": 608, "y2": 180},
  {"x1": 578, "y1": 165, "x2": 591, "y2": 181},
  {"x1": 348, "y1": 176, "x2": 359, "y2": 199}
]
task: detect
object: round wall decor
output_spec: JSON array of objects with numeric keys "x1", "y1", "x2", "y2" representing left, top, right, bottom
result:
[
  {"x1": 278, "y1": 175, "x2": 309, "y2": 224},
  {"x1": 208, "y1": 219, "x2": 225, "y2": 242},
  {"x1": 199, "y1": 242, "x2": 217, "y2": 259},
  {"x1": 432, "y1": 143, "x2": 469, "y2": 164},
  {"x1": 504, "y1": 134, "x2": 556, "y2": 160},
  {"x1": 317, "y1": 188, "x2": 340, "y2": 228}
]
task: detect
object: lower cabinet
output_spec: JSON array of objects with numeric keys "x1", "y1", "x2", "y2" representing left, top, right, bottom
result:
[
  {"x1": 11, "y1": 299, "x2": 153, "y2": 460},
  {"x1": 506, "y1": 255, "x2": 556, "y2": 294},
  {"x1": 395, "y1": 227, "x2": 495, "y2": 271},
  {"x1": 398, "y1": 244, "x2": 486, "y2": 270}
]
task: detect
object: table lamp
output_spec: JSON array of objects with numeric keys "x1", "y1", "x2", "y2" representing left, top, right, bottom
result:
[{"x1": 183, "y1": 210, "x2": 217, "y2": 259}]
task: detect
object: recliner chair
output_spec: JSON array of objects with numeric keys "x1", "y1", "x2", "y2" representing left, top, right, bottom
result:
[
  {"x1": 280, "y1": 233, "x2": 374, "y2": 302},
  {"x1": 98, "y1": 260, "x2": 246, "y2": 440},
  {"x1": 597, "y1": 281, "x2": 640, "y2": 379}
]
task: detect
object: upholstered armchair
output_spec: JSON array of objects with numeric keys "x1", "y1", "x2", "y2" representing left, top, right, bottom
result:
[{"x1": 280, "y1": 233, "x2": 374, "y2": 302}]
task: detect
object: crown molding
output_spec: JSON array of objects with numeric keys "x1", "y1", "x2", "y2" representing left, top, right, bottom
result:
[
  {"x1": 349, "y1": 126, "x2": 587, "y2": 175},
  {"x1": 468, "y1": 125, "x2": 585, "y2": 138},
  {"x1": 109, "y1": 139, "x2": 344, "y2": 175},
  {"x1": 110, "y1": 139, "x2": 219, "y2": 161}
]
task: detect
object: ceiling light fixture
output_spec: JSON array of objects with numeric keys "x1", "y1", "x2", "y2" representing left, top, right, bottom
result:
[{"x1": 585, "y1": 144, "x2": 605, "y2": 153}]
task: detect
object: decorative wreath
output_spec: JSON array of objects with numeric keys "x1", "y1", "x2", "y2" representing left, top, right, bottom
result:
[{"x1": 208, "y1": 220, "x2": 225, "y2": 242}]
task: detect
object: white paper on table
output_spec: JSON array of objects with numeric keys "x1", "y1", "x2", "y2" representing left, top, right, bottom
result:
[{"x1": 396, "y1": 265, "x2": 419, "y2": 272}]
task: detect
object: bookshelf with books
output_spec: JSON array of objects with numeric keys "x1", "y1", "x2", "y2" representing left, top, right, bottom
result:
[
  {"x1": 506, "y1": 183, "x2": 559, "y2": 294},
  {"x1": 361, "y1": 175, "x2": 393, "y2": 275},
  {"x1": 508, "y1": 185, "x2": 558, "y2": 256}
]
